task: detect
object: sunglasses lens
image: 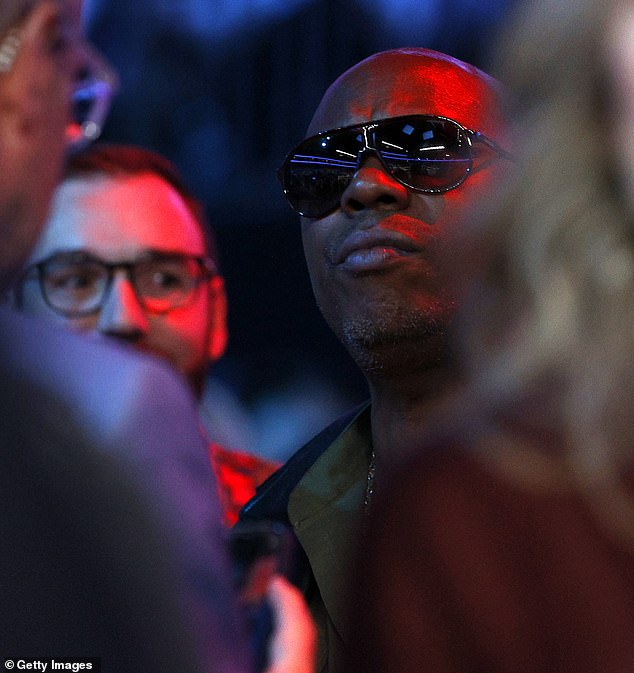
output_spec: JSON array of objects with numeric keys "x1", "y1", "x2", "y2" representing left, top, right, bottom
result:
[
  {"x1": 280, "y1": 129, "x2": 365, "y2": 218},
  {"x1": 375, "y1": 118, "x2": 472, "y2": 192},
  {"x1": 279, "y1": 116, "x2": 474, "y2": 217}
]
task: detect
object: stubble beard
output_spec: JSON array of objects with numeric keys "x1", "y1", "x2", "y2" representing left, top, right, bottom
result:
[{"x1": 335, "y1": 300, "x2": 454, "y2": 376}]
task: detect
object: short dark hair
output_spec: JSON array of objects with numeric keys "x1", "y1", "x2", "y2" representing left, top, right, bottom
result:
[{"x1": 64, "y1": 143, "x2": 220, "y2": 266}]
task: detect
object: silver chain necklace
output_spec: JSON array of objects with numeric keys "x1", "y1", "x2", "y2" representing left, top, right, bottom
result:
[{"x1": 364, "y1": 448, "x2": 377, "y2": 510}]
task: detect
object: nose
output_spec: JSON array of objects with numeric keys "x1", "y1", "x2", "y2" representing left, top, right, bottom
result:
[
  {"x1": 340, "y1": 154, "x2": 410, "y2": 216},
  {"x1": 96, "y1": 271, "x2": 149, "y2": 342}
]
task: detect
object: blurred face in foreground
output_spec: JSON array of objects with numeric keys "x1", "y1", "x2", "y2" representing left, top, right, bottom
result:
[{"x1": 0, "y1": 0, "x2": 85, "y2": 289}]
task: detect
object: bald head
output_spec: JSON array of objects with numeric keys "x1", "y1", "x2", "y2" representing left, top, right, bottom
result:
[
  {"x1": 307, "y1": 48, "x2": 507, "y2": 142},
  {"x1": 294, "y1": 48, "x2": 512, "y2": 384}
]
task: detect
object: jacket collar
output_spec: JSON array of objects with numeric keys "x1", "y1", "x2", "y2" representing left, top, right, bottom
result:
[{"x1": 239, "y1": 401, "x2": 370, "y2": 525}]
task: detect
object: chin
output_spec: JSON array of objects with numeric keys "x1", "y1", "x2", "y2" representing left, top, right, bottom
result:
[{"x1": 339, "y1": 309, "x2": 452, "y2": 377}]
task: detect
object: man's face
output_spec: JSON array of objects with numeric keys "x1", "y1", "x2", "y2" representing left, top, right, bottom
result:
[
  {"x1": 0, "y1": 0, "x2": 85, "y2": 289},
  {"x1": 19, "y1": 172, "x2": 227, "y2": 394},
  {"x1": 299, "y1": 51, "x2": 509, "y2": 374}
]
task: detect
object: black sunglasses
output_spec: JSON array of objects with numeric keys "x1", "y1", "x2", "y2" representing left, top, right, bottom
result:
[{"x1": 277, "y1": 114, "x2": 512, "y2": 218}]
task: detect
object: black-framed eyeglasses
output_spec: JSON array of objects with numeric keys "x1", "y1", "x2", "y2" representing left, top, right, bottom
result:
[
  {"x1": 18, "y1": 251, "x2": 217, "y2": 317},
  {"x1": 277, "y1": 114, "x2": 513, "y2": 218},
  {"x1": 0, "y1": 6, "x2": 118, "y2": 150}
]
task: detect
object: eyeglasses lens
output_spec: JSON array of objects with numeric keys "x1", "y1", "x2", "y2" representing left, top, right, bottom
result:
[
  {"x1": 40, "y1": 255, "x2": 207, "y2": 316},
  {"x1": 43, "y1": 259, "x2": 107, "y2": 315},
  {"x1": 135, "y1": 257, "x2": 203, "y2": 313}
]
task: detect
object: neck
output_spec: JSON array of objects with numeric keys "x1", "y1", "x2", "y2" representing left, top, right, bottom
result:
[{"x1": 364, "y1": 342, "x2": 456, "y2": 461}]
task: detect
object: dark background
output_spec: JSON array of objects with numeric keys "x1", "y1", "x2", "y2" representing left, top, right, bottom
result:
[{"x1": 83, "y1": 0, "x2": 517, "y2": 460}]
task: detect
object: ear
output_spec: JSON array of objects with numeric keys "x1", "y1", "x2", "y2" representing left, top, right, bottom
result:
[{"x1": 206, "y1": 274, "x2": 228, "y2": 362}]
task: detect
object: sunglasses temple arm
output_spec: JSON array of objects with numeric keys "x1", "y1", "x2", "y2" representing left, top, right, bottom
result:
[{"x1": 472, "y1": 131, "x2": 514, "y2": 162}]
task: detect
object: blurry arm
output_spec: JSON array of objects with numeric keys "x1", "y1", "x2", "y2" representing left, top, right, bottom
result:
[{"x1": 264, "y1": 575, "x2": 317, "y2": 673}]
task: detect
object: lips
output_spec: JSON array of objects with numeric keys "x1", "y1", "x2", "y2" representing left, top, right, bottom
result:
[{"x1": 335, "y1": 228, "x2": 422, "y2": 269}]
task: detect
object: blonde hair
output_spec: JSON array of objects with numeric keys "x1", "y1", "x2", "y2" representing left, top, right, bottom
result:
[{"x1": 456, "y1": 0, "x2": 634, "y2": 542}]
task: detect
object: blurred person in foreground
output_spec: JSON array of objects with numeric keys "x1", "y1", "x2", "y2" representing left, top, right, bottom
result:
[
  {"x1": 349, "y1": 1, "x2": 634, "y2": 672},
  {"x1": 241, "y1": 47, "x2": 512, "y2": 672},
  {"x1": 0, "y1": 2, "x2": 314, "y2": 671},
  {"x1": 0, "y1": 0, "x2": 220, "y2": 667},
  {"x1": 14, "y1": 143, "x2": 279, "y2": 527}
]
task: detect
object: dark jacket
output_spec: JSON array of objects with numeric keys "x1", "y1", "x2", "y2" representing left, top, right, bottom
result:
[
  {"x1": 240, "y1": 403, "x2": 367, "y2": 527},
  {"x1": 239, "y1": 402, "x2": 371, "y2": 673}
]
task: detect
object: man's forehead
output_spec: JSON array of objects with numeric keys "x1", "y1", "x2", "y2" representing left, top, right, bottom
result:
[
  {"x1": 30, "y1": 173, "x2": 207, "y2": 262},
  {"x1": 306, "y1": 50, "x2": 505, "y2": 139}
]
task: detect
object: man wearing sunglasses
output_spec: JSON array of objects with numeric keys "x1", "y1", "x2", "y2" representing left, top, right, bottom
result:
[
  {"x1": 242, "y1": 47, "x2": 512, "y2": 673},
  {"x1": 14, "y1": 142, "x2": 280, "y2": 527}
]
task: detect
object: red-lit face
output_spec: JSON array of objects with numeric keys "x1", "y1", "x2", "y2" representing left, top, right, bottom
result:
[
  {"x1": 300, "y1": 50, "x2": 510, "y2": 374},
  {"x1": 19, "y1": 172, "x2": 227, "y2": 395}
]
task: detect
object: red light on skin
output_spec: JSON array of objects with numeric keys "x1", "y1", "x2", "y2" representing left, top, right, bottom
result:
[
  {"x1": 21, "y1": 173, "x2": 227, "y2": 394},
  {"x1": 298, "y1": 48, "x2": 510, "y2": 375},
  {"x1": 209, "y1": 444, "x2": 280, "y2": 527},
  {"x1": 309, "y1": 50, "x2": 507, "y2": 143}
]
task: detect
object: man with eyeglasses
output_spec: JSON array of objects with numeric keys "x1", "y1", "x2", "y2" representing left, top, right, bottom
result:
[
  {"x1": 241, "y1": 48, "x2": 512, "y2": 673},
  {"x1": 0, "y1": 2, "x2": 312, "y2": 671},
  {"x1": 14, "y1": 143, "x2": 280, "y2": 527}
]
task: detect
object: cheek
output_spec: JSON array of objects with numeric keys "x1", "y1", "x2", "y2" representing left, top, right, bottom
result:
[
  {"x1": 152, "y1": 306, "x2": 210, "y2": 368},
  {"x1": 435, "y1": 167, "x2": 502, "y2": 234},
  {"x1": 301, "y1": 220, "x2": 330, "y2": 285},
  {"x1": 408, "y1": 192, "x2": 446, "y2": 228}
]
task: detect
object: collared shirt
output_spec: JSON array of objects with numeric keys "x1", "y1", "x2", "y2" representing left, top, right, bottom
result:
[{"x1": 288, "y1": 405, "x2": 372, "y2": 673}]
